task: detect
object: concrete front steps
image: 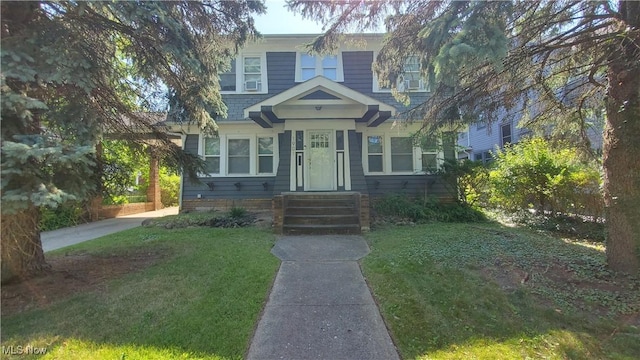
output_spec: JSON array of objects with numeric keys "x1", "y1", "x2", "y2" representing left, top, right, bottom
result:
[{"x1": 282, "y1": 193, "x2": 361, "y2": 235}]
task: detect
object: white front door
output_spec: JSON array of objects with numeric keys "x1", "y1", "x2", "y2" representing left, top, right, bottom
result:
[{"x1": 306, "y1": 130, "x2": 334, "y2": 191}]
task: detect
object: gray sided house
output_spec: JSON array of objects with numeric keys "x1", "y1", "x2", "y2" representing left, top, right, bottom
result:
[{"x1": 166, "y1": 34, "x2": 456, "y2": 233}]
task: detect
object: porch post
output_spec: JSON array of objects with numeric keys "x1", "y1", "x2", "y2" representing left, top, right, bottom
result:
[{"x1": 147, "y1": 151, "x2": 162, "y2": 210}]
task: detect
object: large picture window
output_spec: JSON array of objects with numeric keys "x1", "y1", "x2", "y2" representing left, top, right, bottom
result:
[
  {"x1": 203, "y1": 137, "x2": 220, "y2": 174},
  {"x1": 367, "y1": 136, "x2": 384, "y2": 172},
  {"x1": 228, "y1": 138, "x2": 250, "y2": 174},
  {"x1": 390, "y1": 137, "x2": 413, "y2": 172}
]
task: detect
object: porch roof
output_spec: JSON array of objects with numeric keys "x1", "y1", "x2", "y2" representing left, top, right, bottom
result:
[{"x1": 244, "y1": 76, "x2": 396, "y2": 128}]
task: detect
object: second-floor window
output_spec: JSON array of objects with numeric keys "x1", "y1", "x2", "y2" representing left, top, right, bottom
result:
[
  {"x1": 501, "y1": 123, "x2": 512, "y2": 147},
  {"x1": 219, "y1": 54, "x2": 267, "y2": 93},
  {"x1": 373, "y1": 55, "x2": 428, "y2": 92},
  {"x1": 220, "y1": 60, "x2": 236, "y2": 92},
  {"x1": 296, "y1": 53, "x2": 343, "y2": 82},
  {"x1": 243, "y1": 56, "x2": 262, "y2": 91}
]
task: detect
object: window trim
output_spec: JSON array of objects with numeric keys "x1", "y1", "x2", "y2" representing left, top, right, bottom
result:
[
  {"x1": 372, "y1": 52, "x2": 429, "y2": 93},
  {"x1": 201, "y1": 136, "x2": 221, "y2": 175},
  {"x1": 257, "y1": 136, "x2": 275, "y2": 175},
  {"x1": 295, "y1": 52, "x2": 344, "y2": 82},
  {"x1": 198, "y1": 133, "x2": 278, "y2": 177},
  {"x1": 363, "y1": 133, "x2": 442, "y2": 175},
  {"x1": 219, "y1": 52, "x2": 268, "y2": 94},
  {"x1": 227, "y1": 137, "x2": 252, "y2": 175},
  {"x1": 500, "y1": 122, "x2": 512, "y2": 147}
]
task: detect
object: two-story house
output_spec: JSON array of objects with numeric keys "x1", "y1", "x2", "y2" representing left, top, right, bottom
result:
[{"x1": 166, "y1": 34, "x2": 456, "y2": 233}]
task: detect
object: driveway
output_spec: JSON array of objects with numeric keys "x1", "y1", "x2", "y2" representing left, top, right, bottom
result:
[{"x1": 41, "y1": 207, "x2": 179, "y2": 252}]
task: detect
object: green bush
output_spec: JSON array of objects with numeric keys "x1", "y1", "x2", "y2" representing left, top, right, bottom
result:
[
  {"x1": 489, "y1": 138, "x2": 602, "y2": 215},
  {"x1": 374, "y1": 194, "x2": 486, "y2": 223},
  {"x1": 39, "y1": 203, "x2": 85, "y2": 231},
  {"x1": 229, "y1": 206, "x2": 248, "y2": 219},
  {"x1": 438, "y1": 159, "x2": 490, "y2": 205},
  {"x1": 159, "y1": 167, "x2": 180, "y2": 207}
]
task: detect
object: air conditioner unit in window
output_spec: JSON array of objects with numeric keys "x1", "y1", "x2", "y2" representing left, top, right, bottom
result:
[
  {"x1": 244, "y1": 80, "x2": 259, "y2": 91},
  {"x1": 405, "y1": 79, "x2": 421, "y2": 90}
]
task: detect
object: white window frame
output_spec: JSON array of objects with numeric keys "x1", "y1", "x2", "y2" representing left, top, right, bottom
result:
[
  {"x1": 363, "y1": 132, "x2": 443, "y2": 175},
  {"x1": 365, "y1": 134, "x2": 385, "y2": 173},
  {"x1": 219, "y1": 59, "x2": 236, "y2": 92},
  {"x1": 295, "y1": 52, "x2": 344, "y2": 82},
  {"x1": 198, "y1": 133, "x2": 278, "y2": 177},
  {"x1": 419, "y1": 134, "x2": 441, "y2": 174},
  {"x1": 227, "y1": 136, "x2": 252, "y2": 175},
  {"x1": 200, "y1": 136, "x2": 221, "y2": 176},
  {"x1": 372, "y1": 53, "x2": 429, "y2": 93},
  {"x1": 257, "y1": 136, "x2": 275, "y2": 175},
  {"x1": 220, "y1": 52, "x2": 268, "y2": 94}
]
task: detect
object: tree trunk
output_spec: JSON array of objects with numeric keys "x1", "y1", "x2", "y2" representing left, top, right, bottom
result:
[
  {"x1": 1, "y1": 205, "x2": 49, "y2": 283},
  {"x1": 603, "y1": 4, "x2": 640, "y2": 274}
]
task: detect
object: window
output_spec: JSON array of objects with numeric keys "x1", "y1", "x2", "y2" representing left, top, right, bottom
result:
[
  {"x1": 258, "y1": 137, "x2": 274, "y2": 174},
  {"x1": 501, "y1": 123, "x2": 512, "y2": 147},
  {"x1": 203, "y1": 137, "x2": 220, "y2": 174},
  {"x1": 391, "y1": 137, "x2": 413, "y2": 172},
  {"x1": 228, "y1": 138, "x2": 250, "y2": 174},
  {"x1": 476, "y1": 113, "x2": 487, "y2": 130},
  {"x1": 421, "y1": 135, "x2": 439, "y2": 173},
  {"x1": 243, "y1": 56, "x2": 262, "y2": 91},
  {"x1": 297, "y1": 53, "x2": 343, "y2": 82},
  {"x1": 367, "y1": 136, "x2": 384, "y2": 172},
  {"x1": 474, "y1": 151, "x2": 493, "y2": 164},
  {"x1": 374, "y1": 55, "x2": 428, "y2": 92},
  {"x1": 220, "y1": 60, "x2": 236, "y2": 92},
  {"x1": 219, "y1": 54, "x2": 267, "y2": 93}
]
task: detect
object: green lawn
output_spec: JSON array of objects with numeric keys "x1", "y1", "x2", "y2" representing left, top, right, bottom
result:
[
  {"x1": 3, "y1": 219, "x2": 639, "y2": 360},
  {"x1": 362, "y1": 223, "x2": 640, "y2": 359},
  {"x1": 1, "y1": 226, "x2": 280, "y2": 360}
]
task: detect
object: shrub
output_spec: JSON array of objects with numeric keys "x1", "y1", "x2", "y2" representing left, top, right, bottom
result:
[
  {"x1": 437, "y1": 159, "x2": 490, "y2": 205},
  {"x1": 229, "y1": 206, "x2": 248, "y2": 219},
  {"x1": 159, "y1": 167, "x2": 180, "y2": 207},
  {"x1": 374, "y1": 194, "x2": 486, "y2": 223},
  {"x1": 39, "y1": 202, "x2": 86, "y2": 231},
  {"x1": 489, "y1": 138, "x2": 602, "y2": 215}
]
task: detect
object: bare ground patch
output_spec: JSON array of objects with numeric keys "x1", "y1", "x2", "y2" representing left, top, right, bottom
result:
[
  {"x1": 1, "y1": 249, "x2": 167, "y2": 316},
  {"x1": 479, "y1": 258, "x2": 640, "y2": 325}
]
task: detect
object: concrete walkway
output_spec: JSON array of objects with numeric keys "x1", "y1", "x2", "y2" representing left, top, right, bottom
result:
[
  {"x1": 247, "y1": 235, "x2": 399, "y2": 360},
  {"x1": 41, "y1": 207, "x2": 179, "y2": 252}
]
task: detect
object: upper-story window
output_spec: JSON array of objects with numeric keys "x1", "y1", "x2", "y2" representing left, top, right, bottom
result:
[
  {"x1": 373, "y1": 54, "x2": 428, "y2": 92},
  {"x1": 296, "y1": 53, "x2": 344, "y2": 82},
  {"x1": 243, "y1": 56, "x2": 262, "y2": 91},
  {"x1": 219, "y1": 53, "x2": 268, "y2": 93},
  {"x1": 220, "y1": 60, "x2": 236, "y2": 91}
]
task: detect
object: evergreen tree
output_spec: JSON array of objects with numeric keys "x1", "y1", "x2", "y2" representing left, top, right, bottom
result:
[
  {"x1": 288, "y1": 0, "x2": 640, "y2": 273},
  {"x1": 1, "y1": 1, "x2": 265, "y2": 282}
]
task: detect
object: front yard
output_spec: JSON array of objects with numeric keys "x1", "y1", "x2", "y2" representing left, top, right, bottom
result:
[
  {"x1": 363, "y1": 223, "x2": 640, "y2": 359},
  {"x1": 1, "y1": 226, "x2": 279, "y2": 360},
  {"x1": 1, "y1": 215, "x2": 638, "y2": 359}
]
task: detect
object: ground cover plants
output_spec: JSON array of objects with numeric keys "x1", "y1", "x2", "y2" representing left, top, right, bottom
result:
[
  {"x1": 362, "y1": 223, "x2": 639, "y2": 359},
  {"x1": 1, "y1": 226, "x2": 279, "y2": 360}
]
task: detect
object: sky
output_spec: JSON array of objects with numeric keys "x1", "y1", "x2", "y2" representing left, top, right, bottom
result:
[{"x1": 254, "y1": 0, "x2": 325, "y2": 34}]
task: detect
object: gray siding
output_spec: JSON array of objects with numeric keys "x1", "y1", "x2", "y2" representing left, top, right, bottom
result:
[
  {"x1": 273, "y1": 131, "x2": 291, "y2": 192},
  {"x1": 220, "y1": 94, "x2": 270, "y2": 121},
  {"x1": 182, "y1": 134, "x2": 275, "y2": 200},
  {"x1": 364, "y1": 175, "x2": 453, "y2": 199},
  {"x1": 267, "y1": 52, "x2": 296, "y2": 94},
  {"x1": 348, "y1": 131, "x2": 367, "y2": 192},
  {"x1": 342, "y1": 51, "x2": 374, "y2": 94}
]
